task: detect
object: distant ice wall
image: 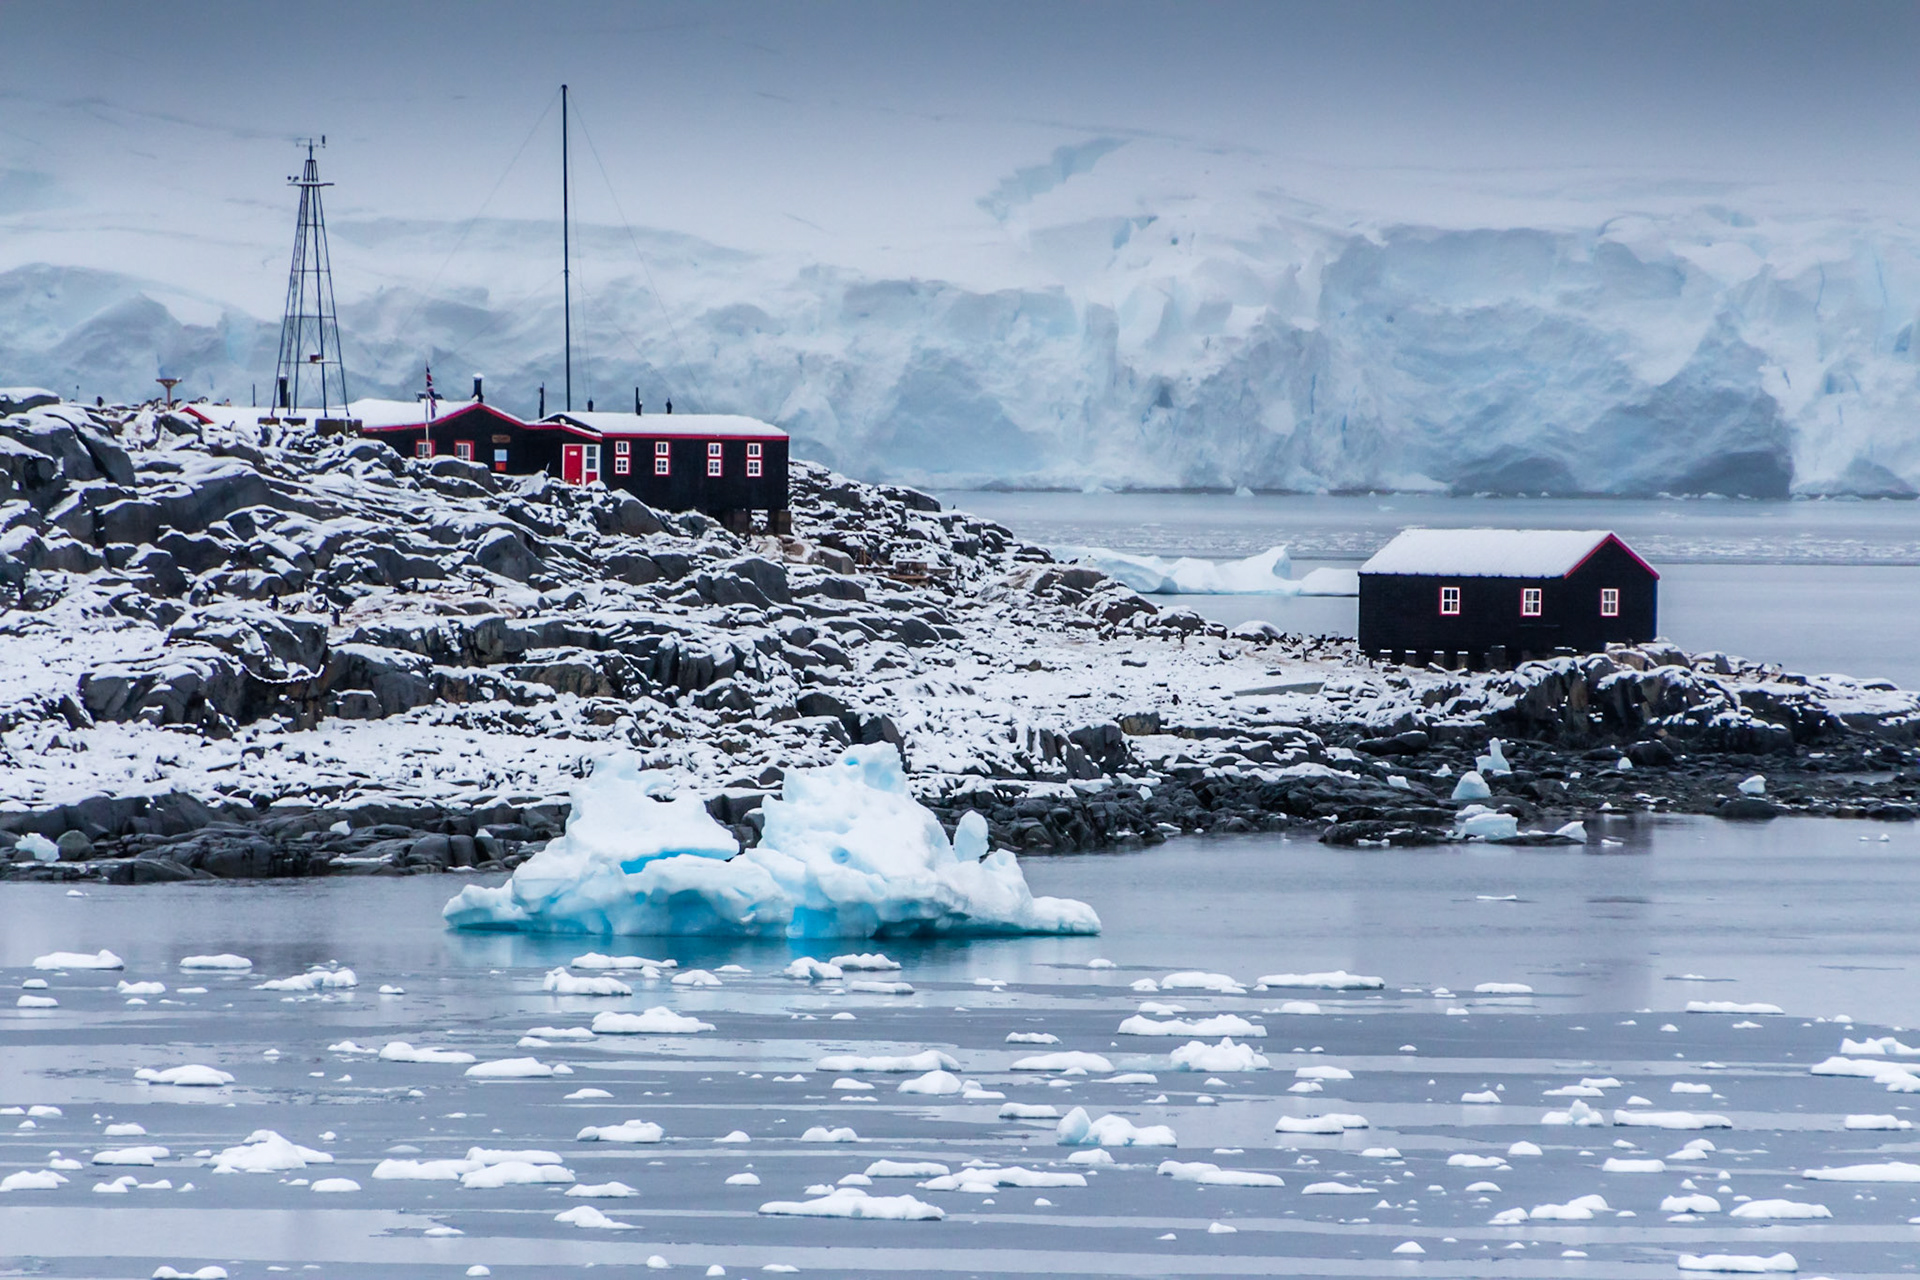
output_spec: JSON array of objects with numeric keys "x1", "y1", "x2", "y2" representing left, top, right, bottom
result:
[{"x1": 8, "y1": 191, "x2": 1920, "y2": 498}]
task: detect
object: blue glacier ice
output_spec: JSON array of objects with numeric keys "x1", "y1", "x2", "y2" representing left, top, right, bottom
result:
[{"x1": 443, "y1": 745, "x2": 1099, "y2": 938}]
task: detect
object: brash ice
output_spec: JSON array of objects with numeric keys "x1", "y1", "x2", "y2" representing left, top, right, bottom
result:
[{"x1": 442, "y1": 745, "x2": 1099, "y2": 937}]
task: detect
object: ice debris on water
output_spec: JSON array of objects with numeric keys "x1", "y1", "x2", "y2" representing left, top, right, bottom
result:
[
  {"x1": 32, "y1": 949, "x2": 122, "y2": 970},
  {"x1": 1056, "y1": 544, "x2": 1355, "y2": 596},
  {"x1": 443, "y1": 745, "x2": 1099, "y2": 938}
]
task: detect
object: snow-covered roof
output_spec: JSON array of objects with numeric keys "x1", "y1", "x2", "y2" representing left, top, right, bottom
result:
[
  {"x1": 1360, "y1": 528, "x2": 1655, "y2": 579},
  {"x1": 545, "y1": 411, "x2": 786, "y2": 440},
  {"x1": 349, "y1": 397, "x2": 485, "y2": 429}
]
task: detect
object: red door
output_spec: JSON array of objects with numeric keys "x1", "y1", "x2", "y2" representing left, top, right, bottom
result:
[{"x1": 562, "y1": 443, "x2": 584, "y2": 485}]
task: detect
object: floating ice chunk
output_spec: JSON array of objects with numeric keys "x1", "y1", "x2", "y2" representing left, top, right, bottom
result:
[
  {"x1": 444, "y1": 747, "x2": 1100, "y2": 938},
  {"x1": 151, "y1": 1268, "x2": 227, "y2": 1279},
  {"x1": 672, "y1": 969, "x2": 722, "y2": 987},
  {"x1": 1844, "y1": 1114, "x2": 1912, "y2": 1130},
  {"x1": 1802, "y1": 1161, "x2": 1920, "y2": 1181},
  {"x1": 999, "y1": 1103, "x2": 1061, "y2": 1120},
  {"x1": 380, "y1": 1042, "x2": 476, "y2": 1065},
  {"x1": 16, "y1": 995, "x2": 56, "y2": 1008},
  {"x1": 830, "y1": 953, "x2": 900, "y2": 971},
  {"x1": 1171, "y1": 1038, "x2": 1269, "y2": 1072},
  {"x1": 866, "y1": 1160, "x2": 950, "y2": 1178},
  {"x1": 1542, "y1": 1100, "x2": 1606, "y2": 1126},
  {"x1": 832, "y1": 1078, "x2": 874, "y2": 1091},
  {"x1": 15, "y1": 834, "x2": 59, "y2": 862},
  {"x1": 1012, "y1": 1052, "x2": 1113, "y2": 1074},
  {"x1": 1392, "y1": 1241, "x2": 1425, "y2": 1255},
  {"x1": 1664, "y1": 1193, "x2": 1722, "y2": 1213},
  {"x1": 897, "y1": 1070, "x2": 964, "y2": 1095},
  {"x1": 1528, "y1": 1193, "x2": 1608, "y2": 1220},
  {"x1": 1554, "y1": 821, "x2": 1588, "y2": 842},
  {"x1": 1451, "y1": 772, "x2": 1492, "y2": 802},
  {"x1": 726, "y1": 1172, "x2": 761, "y2": 1185},
  {"x1": 785, "y1": 957, "x2": 844, "y2": 981},
  {"x1": 32, "y1": 950, "x2": 122, "y2": 970},
  {"x1": 1087, "y1": 958, "x2": 1116, "y2": 969},
  {"x1": 572, "y1": 952, "x2": 673, "y2": 970},
  {"x1": 1006, "y1": 1032, "x2": 1061, "y2": 1045},
  {"x1": 463, "y1": 1058, "x2": 558, "y2": 1079},
  {"x1": 1118, "y1": 1014, "x2": 1266, "y2": 1038},
  {"x1": 1255, "y1": 970, "x2": 1383, "y2": 991},
  {"x1": 1106, "y1": 1072, "x2": 1159, "y2": 1084},
  {"x1": 1737, "y1": 775, "x2": 1767, "y2": 796},
  {"x1": 1158, "y1": 1160, "x2": 1284, "y2": 1187},
  {"x1": 1275, "y1": 1113, "x2": 1369, "y2": 1133},
  {"x1": 135, "y1": 1065, "x2": 233, "y2": 1087},
  {"x1": 0, "y1": 1169, "x2": 68, "y2": 1191},
  {"x1": 311, "y1": 1178, "x2": 360, "y2": 1193},
  {"x1": 1301, "y1": 1181, "x2": 1371, "y2": 1195},
  {"x1": 1687, "y1": 1001, "x2": 1782, "y2": 1015},
  {"x1": 462, "y1": 1161, "x2": 575, "y2": 1189},
  {"x1": 1055, "y1": 1106, "x2": 1177, "y2": 1147},
  {"x1": 1602, "y1": 1157, "x2": 1666, "y2": 1172},
  {"x1": 1456, "y1": 806, "x2": 1518, "y2": 840},
  {"x1": 817, "y1": 1050, "x2": 958, "y2": 1073},
  {"x1": 799, "y1": 1126, "x2": 860, "y2": 1143},
  {"x1": 1461, "y1": 1090, "x2": 1501, "y2": 1103},
  {"x1": 1841, "y1": 1035, "x2": 1920, "y2": 1056},
  {"x1": 1474, "y1": 982, "x2": 1533, "y2": 995},
  {"x1": 1729, "y1": 1199, "x2": 1829, "y2": 1220},
  {"x1": 1675, "y1": 1254, "x2": 1797, "y2": 1274},
  {"x1": 1066, "y1": 1148, "x2": 1115, "y2": 1166},
  {"x1": 212, "y1": 1131, "x2": 331, "y2": 1173},
  {"x1": 93, "y1": 1146, "x2": 169, "y2": 1166},
  {"x1": 1613, "y1": 1110, "x2": 1732, "y2": 1130},
  {"x1": 373, "y1": 1158, "x2": 478, "y2": 1181},
  {"x1": 1478, "y1": 739, "x2": 1513, "y2": 776},
  {"x1": 1446, "y1": 1154, "x2": 1508, "y2": 1169},
  {"x1": 555, "y1": 1204, "x2": 630, "y2": 1228},
  {"x1": 255, "y1": 967, "x2": 356, "y2": 992},
  {"x1": 545, "y1": 968, "x2": 632, "y2": 996},
  {"x1": 1059, "y1": 544, "x2": 1352, "y2": 595},
  {"x1": 848, "y1": 979, "x2": 913, "y2": 995},
  {"x1": 592, "y1": 1008, "x2": 715, "y2": 1035},
  {"x1": 577, "y1": 1120, "x2": 665, "y2": 1143},
  {"x1": 1295, "y1": 1065, "x2": 1352, "y2": 1081},
  {"x1": 1672, "y1": 1082, "x2": 1714, "y2": 1094},
  {"x1": 758, "y1": 1187, "x2": 943, "y2": 1219},
  {"x1": 568, "y1": 1181, "x2": 639, "y2": 1197},
  {"x1": 178, "y1": 955, "x2": 251, "y2": 971},
  {"x1": 1508, "y1": 1141, "x2": 1543, "y2": 1156},
  {"x1": 118, "y1": 981, "x2": 166, "y2": 995},
  {"x1": 105, "y1": 1123, "x2": 147, "y2": 1137},
  {"x1": 1160, "y1": 971, "x2": 1245, "y2": 993},
  {"x1": 920, "y1": 1166, "x2": 1086, "y2": 1191}
]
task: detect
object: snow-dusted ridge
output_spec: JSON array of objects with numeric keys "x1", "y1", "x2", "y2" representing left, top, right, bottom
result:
[{"x1": 4, "y1": 399, "x2": 1920, "y2": 882}]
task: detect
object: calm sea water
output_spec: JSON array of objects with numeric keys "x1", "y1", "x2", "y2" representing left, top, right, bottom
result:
[{"x1": 943, "y1": 490, "x2": 1920, "y2": 687}]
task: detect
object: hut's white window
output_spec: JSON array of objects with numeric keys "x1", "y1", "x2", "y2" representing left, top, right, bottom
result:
[
  {"x1": 614, "y1": 440, "x2": 631, "y2": 456},
  {"x1": 747, "y1": 440, "x2": 763, "y2": 477},
  {"x1": 1439, "y1": 586, "x2": 1460, "y2": 615},
  {"x1": 1600, "y1": 587, "x2": 1619, "y2": 617},
  {"x1": 454, "y1": 440, "x2": 473, "y2": 462},
  {"x1": 1521, "y1": 587, "x2": 1543, "y2": 616},
  {"x1": 707, "y1": 441, "x2": 723, "y2": 476},
  {"x1": 614, "y1": 455, "x2": 630, "y2": 475},
  {"x1": 654, "y1": 441, "x2": 670, "y2": 476},
  {"x1": 414, "y1": 440, "x2": 434, "y2": 458}
]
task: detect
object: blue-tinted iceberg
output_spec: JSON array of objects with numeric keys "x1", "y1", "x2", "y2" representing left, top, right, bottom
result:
[
  {"x1": 443, "y1": 745, "x2": 1099, "y2": 938},
  {"x1": 1057, "y1": 544, "x2": 1357, "y2": 596}
]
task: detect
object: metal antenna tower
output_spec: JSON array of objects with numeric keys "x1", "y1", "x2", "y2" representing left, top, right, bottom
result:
[{"x1": 272, "y1": 138, "x2": 349, "y2": 417}]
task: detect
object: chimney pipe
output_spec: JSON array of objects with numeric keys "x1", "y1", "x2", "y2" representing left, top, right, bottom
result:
[
  {"x1": 665, "y1": 398, "x2": 672, "y2": 415},
  {"x1": 587, "y1": 399, "x2": 594, "y2": 412},
  {"x1": 538, "y1": 384, "x2": 546, "y2": 418},
  {"x1": 473, "y1": 374, "x2": 484, "y2": 403},
  {"x1": 277, "y1": 375, "x2": 289, "y2": 410},
  {"x1": 634, "y1": 387, "x2": 641, "y2": 414}
]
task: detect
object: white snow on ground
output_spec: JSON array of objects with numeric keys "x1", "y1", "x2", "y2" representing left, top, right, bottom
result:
[{"x1": 445, "y1": 745, "x2": 1097, "y2": 938}]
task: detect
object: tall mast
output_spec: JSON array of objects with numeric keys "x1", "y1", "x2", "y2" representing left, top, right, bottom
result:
[
  {"x1": 273, "y1": 138, "x2": 349, "y2": 417},
  {"x1": 562, "y1": 84, "x2": 572, "y2": 414}
]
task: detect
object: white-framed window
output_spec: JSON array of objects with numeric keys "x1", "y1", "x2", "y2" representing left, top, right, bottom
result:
[
  {"x1": 747, "y1": 442, "x2": 763, "y2": 458},
  {"x1": 454, "y1": 440, "x2": 473, "y2": 461},
  {"x1": 707, "y1": 442, "x2": 723, "y2": 456},
  {"x1": 1439, "y1": 585, "x2": 1461, "y2": 615},
  {"x1": 707, "y1": 456, "x2": 723, "y2": 476},
  {"x1": 1600, "y1": 587, "x2": 1620, "y2": 617},
  {"x1": 747, "y1": 458, "x2": 763, "y2": 478},
  {"x1": 614, "y1": 439, "x2": 631, "y2": 456},
  {"x1": 654, "y1": 454, "x2": 670, "y2": 476},
  {"x1": 707, "y1": 442, "x2": 723, "y2": 477},
  {"x1": 614, "y1": 456, "x2": 631, "y2": 475},
  {"x1": 1521, "y1": 587, "x2": 1543, "y2": 617},
  {"x1": 414, "y1": 440, "x2": 434, "y2": 458},
  {"x1": 654, "y1": 440, "x2": 670, "y2": 456},
  {"x1": 584, "y1": 444, "x2": 601, "y2": 479}
]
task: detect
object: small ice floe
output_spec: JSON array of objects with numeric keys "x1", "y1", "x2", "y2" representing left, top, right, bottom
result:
[
  {"x1": 1687, "y1": 1000, "x2": 1783, "y2": 1016},
  {"x1": 212, "y1": 1131, "x2": 331, "y2": 1174},
  {"x1": 1011, "y1": 1052, "x2": 1113, "y2": 1074},
  {"x1": 1474, "y1": 982, "x2": 1533, "y2": 995},
  {"x1": 848, "y1": 979, "x2": 913, "y2": 995},
  {"x1": 135, "y1": 1065, "x2": 233, "y2": 1087},
  {"x1": 311, "y1": 1178, "x2": 360, "y2": 1193},
  {"x1": 1159, "y1": 971, "x2": 1245, "y2": 994},
  {"x1": 0, "y1": 1169, "x2": 68, "y2": 1191},
  {"x1": 817, "y1": 1050, "x2": 957, "y2": 1073},
  {"x1": 32, "y1": 950, "x2": 122, "y2": 970},
  {"x1": 1612, "y1": 1110, "x2": 1732, "y2": 1130},
  {"x1": 1542, "y1": 1100, "x2": 1606, "y2": 1126},
  {"x1": 920, "y1": 1166, "x2": 1086, "y2": 1191},
  {"x1": 1209, "y1": 1221, "x2": 1237, "y2": 1233},
  {"x1": 1118, "y1": 1013, "x2": 1266, "y2": 1038},
  {"x1": 104, "y1": 1123, "x2": 147, "y2": 1137},
  {"x1": 1675, "y1": 1253, "x2": 1797, "y2": 1274},
  {"x1": 463, "y1": 1160, "x2": 576, "y2": 1189},
  {"x1": 999, "y1": 1103, "x2": 1060, "y2": 1120},
  {"x1": 1254, "y1": 970, "x2": 1383, "y2": 991},
  {"x1": 1498, "y1": 1193, "x2": 1609, "y2": 1222},
  {"x1": 832, "y1": 1078, "x2": 874, "y2": 1091},
  {"x1": 544, "y1": 968, "x2": 632, "y2": 996},
  {"x1": 672, "y1": 969, "x2": 722, "y2": 987},
  {"x1": 380, "y1": 1043, "x2": 476, "y2": 1065},
  {"x1": 1455, "y1": 805, "x2": 1518, "y2": 841},
  {"x1": 178, "y1": 955, "x2": 251, "y2": 971},
  {"x1": 1451, "y1": 771, "x2": 1492, "y2": 802},
  {"x1": 118, "y1": 981, "x2": 165, "y2": 995},
  {"x1": 1301, "y1": 1181, "x2": 1371, "y2": 1195},
  {"x1": 92, "y1": 1146, "x2": 169, "y2": 1166},
  {"x1": 1728, "y1": 1199, "x2": 1829, "y2": 1220},
  {"x1": 577, "y1": 1120, "x2": 665, "y2": 1143},
  {"x1": 725, "y1": 1172, "x2": 760, "y2": 1185},
  {"x1": 897, "y1": 1070, "x2": 963, "y2": 1095},
  {"x1": 798, "y1": 1126, "x2": 859, "y2": 1143},
  {"x1": 1275, "y1": 1113, "x2": 1368, "y2": 1134},
  {"x1": 1461, "y1": 1090, "x2": 1501, "y2": 1103},
  {"x1": 1087, "y1": 958, "x2": 1116, "y2": 969},
  {"x1": 715, "y1": 1130, "x2": 750, "y2": 1144},
  {"x1": 1801, "y1": 1161, "x2": 1920, "y2": 1181},
  {"x1": 1671, "y1": 1082, "x2": 1714, "y2": 1094},
  {"x1": 152, "y1": 1268, "x2": 228, "y2": 1279},
  {"x1": 867, "y1": 1160, "x2": 950, "y2": 1178},
  {"x1": 1106, "y1": 1072, "x2": 1159, "y2": 1085},
  {"x1": 255, "y1": 967, "x2": 356, "y2": 992},
  {"x1": 1844, "y1": 1114, "x2": 1912, "y2": 1130},
  {"x1": 1602, "y1": 1157, "x2": 1666, "y2": 1173},
  {"x1": 1392, "y1": 1242, "x2": 1425, "y2": 1256},
  {"x1": 567, "y1": 1181, "x2": 639, "y2": 1197},
  {"x1": 1056, "y1": 1107, "x2": 1176, "y2": 1147},
  {"x1": 758, "y1": 1187, "x2": 943, "y2": 1219},
  {"x1": 1737, "y1": 775, "x2": 1767, "y2": 796},
  {"x1": 16, "y1": 995, "x2": 57, "y2": 1008},
  {"x1": 592, "y1": 1008, "x2": 715, "y2": 1034},
  {"x1": 830, "y1": 953, "x2": 899, "y2": 971},
  {"x1": 1841, "y1": 1035, "x2": 1920, "y2": 1056},
  {"x1": 785, "y1": 957, "x2": 843, "y2": 982},
  {"x1": 379, "y1": 984, "x2": 405, "y2": 995},
  {"x1": 1446, "y1": 1154, "x2": 1507, "y2": 1169},
  {"x1": 572, "y1": 952, "x2": 673, "y2": 971},
  {"x1": 555, "y1": 1204, "x2": 630, "y2": 1229},
  {"x1": 1158, "y1": 1160, "x2": 1283, "y2": 1187},
  {"x1": 1807, "y1": 1056, "x2": 1920, "y2": 1089},
  {"x1": 1006, "y1": 1032, "x2": 1060, "y2": 1045},
  {"x1": 1662, "y1": 1193, "x2": 1722, "y2": 1213},
  {"x1": 529, "y1": 1026, "x2": 596, "y2": 1040},
  {"x1": 1274, "y1": 1000, "x2": 1322, "y2": 1015},
  {"x1": 1171, "y1": 1038, "x2": 1268, "y2": 1072},
  {"x1": 464, "y1": 1058, "x2": 560, "y2": 1079},
  {"x1": 1295, "y1": 1065, "x2": 1352, "y2": 1082}
]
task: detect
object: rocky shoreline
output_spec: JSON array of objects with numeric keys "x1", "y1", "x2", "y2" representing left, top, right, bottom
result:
[{"x1": 4, "y1": 400, "x2": 1920, "y2": 884}]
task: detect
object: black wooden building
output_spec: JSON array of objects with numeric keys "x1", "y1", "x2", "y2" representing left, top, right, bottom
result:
[
  {"x1": 355, "y1": 400, "x2": 594, "y2": 477},
  {"x1": 1357, "y1": 528, "x2": 1658, "y2": 667}
]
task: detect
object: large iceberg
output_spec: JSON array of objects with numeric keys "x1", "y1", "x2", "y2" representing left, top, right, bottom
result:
[
  {"x1": 1058, "y1": 544, "x2": 1358, "y2": 596},
  {"x1": 443, "y1": 745, "x2": 1099, "y2": 938}
]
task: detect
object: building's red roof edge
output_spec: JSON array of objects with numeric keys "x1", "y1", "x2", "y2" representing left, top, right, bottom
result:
[{"x1": 1564, "y1": 533, "x2": 1660, "y2": 581}]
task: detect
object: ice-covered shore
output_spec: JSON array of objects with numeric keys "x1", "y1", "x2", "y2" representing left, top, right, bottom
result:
[
  {"x1": 444, "y1": 744, "x2": 1098, "y2": 938},
  {"x1": 4, "y1": 399, "x2": 1920, "y2": 883}
]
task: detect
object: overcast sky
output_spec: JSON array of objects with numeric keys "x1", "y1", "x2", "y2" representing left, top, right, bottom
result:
[{"x1": 6, "y1": 1, "x2": 1920, "y2": 313}]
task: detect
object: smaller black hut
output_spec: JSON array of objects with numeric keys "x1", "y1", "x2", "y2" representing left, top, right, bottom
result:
[
  {"x1": 1358, "y1": 528, "x2": 1658, "y2": 668},
  {"x1": 543, "y1": 410, "x2": 791, "y2": 533},
  {"x1": 353, "y1": 399, "x2": 593, "y2": 478}
]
